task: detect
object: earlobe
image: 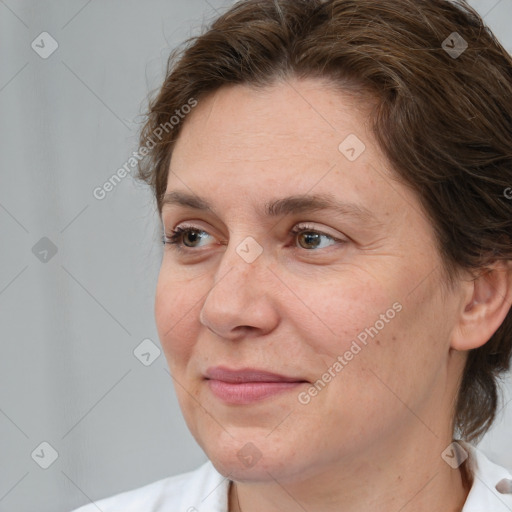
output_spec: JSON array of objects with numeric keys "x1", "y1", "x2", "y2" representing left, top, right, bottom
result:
[{"x1": 451, "y1": 261, "x2": 512, "y2": 351}]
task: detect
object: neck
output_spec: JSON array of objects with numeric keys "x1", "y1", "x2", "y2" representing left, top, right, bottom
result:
[{"x1": 229, "y1": 431, "x2": 471, "y2": 512}]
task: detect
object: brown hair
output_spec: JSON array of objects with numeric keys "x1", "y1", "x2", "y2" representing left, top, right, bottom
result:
[{"x1": 137, "y1": 0, "x2": 512, "y2": 443}]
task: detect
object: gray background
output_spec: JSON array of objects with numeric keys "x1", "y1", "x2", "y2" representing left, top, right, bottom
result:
[{"x1": 0, "y1": 1, "x2": 511, "y2": 511}]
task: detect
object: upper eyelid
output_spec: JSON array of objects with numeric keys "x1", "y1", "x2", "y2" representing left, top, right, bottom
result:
[
  {"x1": 163, "y1": 222, "x2": 214, "y2": 238},
  {"x1": 291, "y1": 223, "x2": 338, "y2": 235},
  {"x1": 166, "y1": 222, "x2": 338, "y2": 235}
]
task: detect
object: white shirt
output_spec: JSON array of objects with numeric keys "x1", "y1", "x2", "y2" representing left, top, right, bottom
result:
[{"x1": 71, "y1": 443, "x2": 512, "y2": 512}]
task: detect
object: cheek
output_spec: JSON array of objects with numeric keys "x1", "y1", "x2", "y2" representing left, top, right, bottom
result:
[
  {"x1": 154, "y1": 267, "x2": 203, "y2": 369},
  {"x1": 316, "y1": 278, "x2": 451, "y2": 418},
  {"x1": 287, "y1": 264, "x2": 442, "y2": 409},
  {"x1": 286, "y1": 269, "x2": 398, "y2": 356}
]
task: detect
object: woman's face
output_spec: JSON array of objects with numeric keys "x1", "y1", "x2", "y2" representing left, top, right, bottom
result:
[{"x1": 155, "y1": 78, "x2": 467, "y2": 482}]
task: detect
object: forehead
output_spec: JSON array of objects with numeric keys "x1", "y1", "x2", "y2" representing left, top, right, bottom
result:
[
  {"x1": 172, "y1": 78, "x2": 375, "y2": 168},
  {"x1": 167, "y1": 79, "x2": 423, "y2": 228}
]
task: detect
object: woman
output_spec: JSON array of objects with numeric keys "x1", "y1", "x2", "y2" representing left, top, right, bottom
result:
[{"x1": 72, "y1": 0, "x2": 512, "y2": 510}]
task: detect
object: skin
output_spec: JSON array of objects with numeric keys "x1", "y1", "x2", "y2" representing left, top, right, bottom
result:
[{"x1": 154, "y1": 78, "x2": 512, "y2": 512}]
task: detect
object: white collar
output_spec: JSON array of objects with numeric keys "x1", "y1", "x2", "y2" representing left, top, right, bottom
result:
[{"x1": 460, "y1": 441, "x2": 512, "y2": 511}]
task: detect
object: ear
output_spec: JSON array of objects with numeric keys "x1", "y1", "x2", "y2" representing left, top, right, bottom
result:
[{"x1": 451, "y1": 261, "x2": 512, "y2": 351}]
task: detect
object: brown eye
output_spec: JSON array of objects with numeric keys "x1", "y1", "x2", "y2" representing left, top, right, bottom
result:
[
  {"x1": 291, "y1": 225, "x2": 341, "y2": 250},
  {"x1": 164, "y1": 227, "x2": 213, "y2": 249},
  {"x1": 297, "y1": 231, "x2": 322, "y2": 249},
  {"x1": 182, "y1": 229, "x2": 205, "y2": 247}
]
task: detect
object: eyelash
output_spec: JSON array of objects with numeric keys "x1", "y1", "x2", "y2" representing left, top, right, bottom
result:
[
  {"x1": 162, "y1": 224, "x2": 345, "y2": 253},
  {"x1": 162, "y1": 227, "x2": 190, "y2": 245}
]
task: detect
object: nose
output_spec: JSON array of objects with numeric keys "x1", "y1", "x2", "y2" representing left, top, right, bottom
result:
[{"x1": 199, "y1": 241, "x2": 280, "y2": 340}]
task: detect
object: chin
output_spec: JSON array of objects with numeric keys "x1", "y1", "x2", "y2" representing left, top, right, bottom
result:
[
  {"x1": 209, "y1": 454, "x2": 273, "y2": 482},
  {"x1": 195, "y1": 424, "x2": 317, "y2": 484}
]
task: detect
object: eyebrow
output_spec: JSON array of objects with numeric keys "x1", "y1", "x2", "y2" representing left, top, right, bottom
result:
[{"x1": 161, "y1": 190, "x2": 378, "y2": 224}]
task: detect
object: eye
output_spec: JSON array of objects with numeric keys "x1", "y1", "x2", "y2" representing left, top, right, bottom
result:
[
  {"x1": 162, "y1": 223, "x2": 346, "y2": 253},
  {"x1": 162, "y1": 226, "x2": 214, "y2": 249},
  {"x1": 290, "y1": 224, "x2": 344, "y2": 250}
]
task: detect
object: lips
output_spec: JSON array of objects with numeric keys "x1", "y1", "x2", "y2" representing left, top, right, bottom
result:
[
  {"x1": 204, "y1": 366, "x2": 308, "y2": 404},
  {"x1": 205, "y1": 367, "x2": 306, "y2": 383}
]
